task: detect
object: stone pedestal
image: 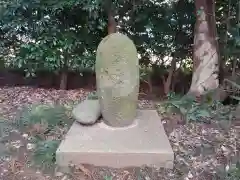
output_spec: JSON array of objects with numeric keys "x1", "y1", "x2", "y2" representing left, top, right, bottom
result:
[{"x1": 56, "y1": 110, "x2": 174, "y2": 171}]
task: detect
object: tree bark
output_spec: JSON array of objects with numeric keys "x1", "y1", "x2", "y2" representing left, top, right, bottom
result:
[
  {"x1": 60, "y1": 71, "x2": 67, "y2": 90},
  {"x1": 108, "y1": 14, "x2": 117, "y2": 34},
  {"x1": 189, "y1": 0, "x2": 219, "y2": 95},
  {"x1": 59, "y1": 58, "x2": 68, "y2": 90},
  {"x1": 163, "y1": 58, "x2": 176, "y2": 95},
  {"x1": 219, "y1": 0, "x2": 231, "y2": 83},
  {"x1": 107, "y1": 0, "x2": 117, "y2": 34}
]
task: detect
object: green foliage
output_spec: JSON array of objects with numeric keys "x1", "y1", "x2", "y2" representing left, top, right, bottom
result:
[
  {"x1": 14, "y1": 32, "x2": 95, "y2": 76},
  {"x1": 0, "y1": 119, "x2": 15, "y2": 140},
  {"x1": 225, "y1": 166, "x2": 240, "y2": 180},
  {"x1": 0, "y1": 0, "x2": 196, "y2": 75},
  {"x1": 0, "y1": 103, "x2": 73, "y2": 171},
  {"x1": 164, "y1": 93, "x2": 211, "y2": 122},
  {"x1": 87, "y1": 91, "x2": 98, "y2": 100},
  {"x1": 15, "y1": 104, "x2": 72, "y2": 131},
  {"x1": 13, "y1": 104, "x2": 73, "y2": 171},
  {"x1": 160, "y1": 92, "x2": 232, "y2": 123},
  {"x1": 0, "y1": 0, "x2": 239, "y2": 89},
  {"x1": 104, "y1": 175, "x2": 113, "y2": 180},
  {"x1": 216, "y1": 163, "x2": 240, "y2": 180},
  {"x1": 229, "y1": 23, "x2": 240, "y2": 48},
  {"x1": 0, "y1": 0, "x2": 105, "y2": 76},
  {"x1": 216, "y1": 0, "x2": 240, "y2": 62},
  {"x1": 32, "y1": 139, "x2": 60, "y2": 171},
  {"x1": 0, "y1": 119, "x2": 14, "y2": 159}
]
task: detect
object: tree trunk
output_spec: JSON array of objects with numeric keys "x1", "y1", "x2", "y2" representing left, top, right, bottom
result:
[
  {"x1": 108, "y1": 14, "x2": 117, "y2": 34},
  {"x1": 219, "y1": 0, "x2": 231, "y2": 84},
  {"x1": 107, "y1": 1, "x2": 117, "y2": 34},
  {"x1": 60, "y1": 71, "x2": 68, "y2": 90},
  {"x1": 189, "y1": 0, "x2": 219, "y2": 95},
  {"x1": 172, "y1": 58, "x2": 184, "y2": 91},
  {"x1": 163, "y1": 58, "x2": 176, "y2": 95}
]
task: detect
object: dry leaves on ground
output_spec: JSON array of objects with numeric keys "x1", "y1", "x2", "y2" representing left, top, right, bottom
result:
[{"x1": 0, "y1": 86, "x2": 239, "y2": 180}]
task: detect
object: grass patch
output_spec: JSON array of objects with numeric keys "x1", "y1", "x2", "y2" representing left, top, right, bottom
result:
[{"x1": 0, "y1": 103, "x2": 74, "y2": 173}]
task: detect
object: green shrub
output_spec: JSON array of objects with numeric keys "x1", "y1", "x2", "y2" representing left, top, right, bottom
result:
[{"x1": 158, "y1": 92, "x2": 232, "y2": 123}]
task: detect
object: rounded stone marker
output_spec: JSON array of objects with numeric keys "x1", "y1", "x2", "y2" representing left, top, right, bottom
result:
[
  {"x1": 95, "y1": 32, "x2": 139, "y2": 127},
  {"x1": 72, "y1": 99, "x2": 101, "y2": 125}
]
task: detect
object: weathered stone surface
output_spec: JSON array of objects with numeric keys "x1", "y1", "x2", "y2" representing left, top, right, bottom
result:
[
  {"x1": 95, "y1": 32, "x2": 139, "y2": 127},
  {"x1": 56, "y1": 110, "x2": 174, "y2": 170},
  {"x1": 72, "y1": 99, "x2": 101, "y2": 125}
]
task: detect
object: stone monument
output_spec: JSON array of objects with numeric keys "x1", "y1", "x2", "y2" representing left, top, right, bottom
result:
[
  {"x1": 95, "y1": 33, "x2": 139, "y2": 127},
  {"x1": 56, "y1": 32, "x2": 174, "y2": 171}
]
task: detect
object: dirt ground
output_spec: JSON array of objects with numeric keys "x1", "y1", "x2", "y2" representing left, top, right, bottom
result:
[{"x1": 0, "y1": 86, "x2": 239, "y2": 180}]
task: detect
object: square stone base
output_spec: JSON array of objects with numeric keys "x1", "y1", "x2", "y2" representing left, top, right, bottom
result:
[{"x1": 56, "y1": 110, "x2": 174, "y2": 170}]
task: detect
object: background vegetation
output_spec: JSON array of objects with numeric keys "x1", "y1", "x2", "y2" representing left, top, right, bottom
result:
[
  {"x1": 0, "y1": 0, "x2": 238, "y2": 93},
  {"x1": 0, "y1": 0, "x2": 240, "y2": 179}
]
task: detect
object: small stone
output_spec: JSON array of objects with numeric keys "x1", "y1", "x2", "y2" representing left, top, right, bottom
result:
[
  {"x1": 221, "y1": 145, "x2": 227, "y2": 152},
  {"x1": 27, "y1": 143, "x2": 35, "y2": 150},
  {"x1": 61, "y1": 175, "x2": 69, "y2": 180},
  {"x1": 145, "y1": 176, "x2": 151, "y2": 180},
  {"x1": 225, "y1": 164, "x2": 230, "y2": 171},
  {"x1": 187, "y1": 171, "x2": 193, "y2": 178},
  {"x1": 201, "y1": 129, "x2": 207, "y2": 135},
  {"x1": 22, "y1": 133, "x2": 28, "y2": 138},
  {"x1": 55, "y1": 171, "x2": 64, "y2": 177},
  {"x1": 72, "y1": 99, "x2": 101, "y2": 125},
  {"x1": 11, "y1": 140, "x2": 21, "y2": 149}
]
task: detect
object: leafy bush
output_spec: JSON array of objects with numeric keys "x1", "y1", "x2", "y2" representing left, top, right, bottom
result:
[{"x1": 158, "y1": 92, "x2": 232, "y2": 123}]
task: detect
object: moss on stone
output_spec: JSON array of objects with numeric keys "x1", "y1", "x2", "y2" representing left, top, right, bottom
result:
[{"x1": 95, "y1": 33, "x2": 139, "y2": 127}]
